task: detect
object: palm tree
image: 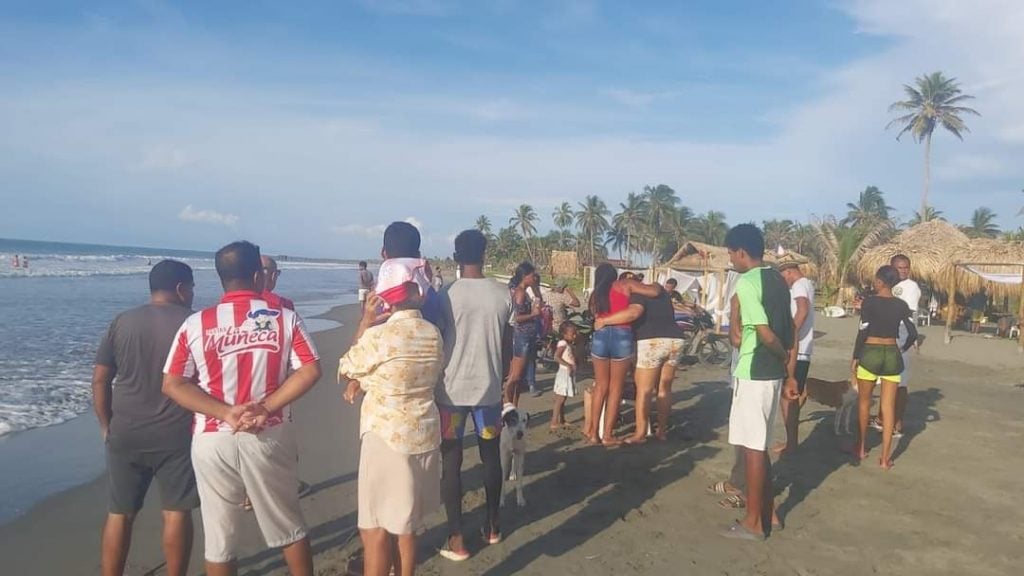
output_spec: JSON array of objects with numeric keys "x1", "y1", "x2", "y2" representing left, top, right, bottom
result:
[
  {"x1": 964, "y1": 207, "x2": 1000, "y2": 238},
  {"x1": 575, "y1": 195, "x2": 610, "y2": 266},
  {"x1": 887, "y1": 72, "x2": 980, "y2": 221},
  {"x1": 553, "y1": 202, "x2": 574, "y2": 232},
  {"x1": 509, "y1": 204, "x2": 539, "y2": 262},
  {"x1": 475, "y1": 215, "x2": 492, "y2": 235},
  {"x1": 1003, "y1": 227, "x2": 1024, "y2": 242},
  {"x1": 642, "y1": 184, "x2": 680, "y2": 265},
  {"x1": 605, "y1": 227, "x2": 629, "y2": 260},
  {"x1": 842, "y1": 186, "x2": 893, "y2": 227},
  {"x1": 813, "y1": 216, "x2": 895, "y2": 304},
  {"x1": 612, "y1": 192, "x2": 646, "y2": 265},
  {"x1": 688, "y1": 211, "x2": 729, "y2": 245},
  {"x1": 762, "y1": 219, "x2": 797, "y2": 251},
  {"x1": 907, "y1": 206, "x2": 945, "y2": 226}
]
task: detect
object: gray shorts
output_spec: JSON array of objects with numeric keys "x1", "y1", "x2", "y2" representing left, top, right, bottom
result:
[
  {"x1": 106, "y1": 438, "x2": 199, "y2": 515},
  {"x1": 191, "y1": 424, "x2": 307, "y2": 563}
]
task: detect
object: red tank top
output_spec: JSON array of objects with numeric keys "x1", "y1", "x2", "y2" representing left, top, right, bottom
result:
[{"x1": 598, "y1": 285, "x2": 631, "y2": 324}]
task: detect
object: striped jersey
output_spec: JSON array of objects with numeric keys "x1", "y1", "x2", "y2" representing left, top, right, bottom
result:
[{"x1": 163, "y1": 290, "x2": 319, "y2": 433}]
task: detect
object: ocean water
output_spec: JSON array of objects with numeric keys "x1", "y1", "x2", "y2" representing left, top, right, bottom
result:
[{"x1": 0, "y1": 238, "x2": 360, "y2": 521}]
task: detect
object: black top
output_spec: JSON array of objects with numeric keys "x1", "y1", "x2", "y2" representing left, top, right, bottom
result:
[
  {"x1": 630, "y1": 291, "x2": 685, "y2": 340},
  {"x1": 853, "y1": 295, "x2": 918, "y2": 358}
]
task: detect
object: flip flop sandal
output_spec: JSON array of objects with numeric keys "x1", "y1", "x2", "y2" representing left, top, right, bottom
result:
[
  {"x1": 480, "y1": 527, "x2": 502, "y2": 545},
  {"x1": 706, "y1": 481, "x2": 737, "y2": 495},
  {"x1": 720, "y1": 520, "x2": 765, "y2": 541},
  {"x1": 439, "y1": 544, "x2": 471, "y2": 562},
  {"x1": 718, "y1": 494, "x2": 746, "y2": 509}
]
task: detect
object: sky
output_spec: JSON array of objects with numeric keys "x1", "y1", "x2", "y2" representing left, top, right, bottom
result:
[{"x1": 1, "y1": 0, "x2": 1023, "y2": 259}]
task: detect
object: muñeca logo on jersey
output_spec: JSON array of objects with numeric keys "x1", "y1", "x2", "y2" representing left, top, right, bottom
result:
[{"x1": 204, "y1": 309, "x2": 281, "y2": 356}]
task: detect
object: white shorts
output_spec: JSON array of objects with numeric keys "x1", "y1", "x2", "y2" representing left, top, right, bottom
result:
[
  {"x1": 191, "y1": 424, "x2": 307, "y2": 563},
  {"x1": 358, "y1": 288, "x2": 369, "y2": 302},
  {"x1": 728, "y1": 378, "x2": 782, "y2": 451}
]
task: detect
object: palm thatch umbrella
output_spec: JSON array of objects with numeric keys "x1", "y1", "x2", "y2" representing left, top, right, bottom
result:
[
  {"x1": 857, "y1": 220, "x2": 969, "y2": 285},
  {"x1": 664, "y1": 241, "x2": 817, "y2": 278},
  {"x1": 938, "y1": 238, "x2": 1024, "y2": 349}
]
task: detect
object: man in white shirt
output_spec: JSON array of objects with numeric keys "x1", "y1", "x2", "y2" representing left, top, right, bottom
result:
[
  {"x1": 775, "y1": 255, "x2": 814, "y2": 454},
  {"x1": 886, "y1": 254, "x2": 920, "y2": 436}
]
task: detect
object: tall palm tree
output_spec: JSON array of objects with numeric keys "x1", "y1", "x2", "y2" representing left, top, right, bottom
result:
[
  {"x1": 475, "y1": 215, "x2": 492, "y2": 235},
  {"x1": 688, "y1": 211, "x2": 729, "y2": 245},
  {"x1": 887, "y1": 71, "x2": 980, "y2": 221},
  {"x1": 612, "y1": 192, "x2": 646, "y2": 265},
  {"x1": 907, "y1": 206, "x2": 945, "y2": 226},
  {"x1": 575, "y1": 195, "x2": 610, "y2": 266},
  {"x1": 509, "y1": 204, "x2": 539, "y2": 262},
  {"x1": 642, "y1": 184, "x2": 680, "y2": 265},
  {"x1": 605, "y1": 227, "x2": 629, "y2": 260},
  {"x1": 964, "y1": 207, "x2": 1000, "y2": 238},
  {"x1": 842, "y1": 186, "x2": 893, "y2": 227},
  {"x1": 553, "y1": 202, "x2": 574, "y2": 232}
]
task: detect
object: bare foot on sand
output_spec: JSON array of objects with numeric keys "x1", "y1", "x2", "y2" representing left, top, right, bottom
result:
[
  {"x1": 841, "y1": 445, "x2": 869, "y2": 460},
  {"x1": 880, "y1": 458, "x2": 894, "y2": 471},
  {"x1": 623, "y1": 435, "x2": 647, "y2": 445},
  {"x1": 772, "y1": 442, "x2": 795, "y2": 455},
  {"x1": 654, "y1": 432, "x2": 668, "y2": 442},
  {"x1": 602, "y1": 437, "x2": 623, "y2": 447}
]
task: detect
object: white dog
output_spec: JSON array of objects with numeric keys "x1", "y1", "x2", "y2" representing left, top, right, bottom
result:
[{"x1": 499, "y1": 403, "x2": 528, "y2": 508}]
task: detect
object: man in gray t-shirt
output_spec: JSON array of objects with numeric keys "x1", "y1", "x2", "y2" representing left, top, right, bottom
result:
[
  {"x1": 437, "y1": 230, "x2": 512, "y2": 559},
  {"x1": 92, "y1": 260, "x2": 199, "y2": 576}
]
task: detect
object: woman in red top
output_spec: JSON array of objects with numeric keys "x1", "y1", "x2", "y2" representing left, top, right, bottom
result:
[{"x1": 586, "y1": 264, "x2": 659, "y2": 446}]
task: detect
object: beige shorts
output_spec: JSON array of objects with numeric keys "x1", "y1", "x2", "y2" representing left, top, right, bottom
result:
[
  {"x1": 635, "y1": 338, "x2": 686, "y2": 370},
  {"x1": 358, "y1": 288, "x2": 369, "y2": 302},
  {"x1": 358, "y1": 432, "x2": 440, "y2": 535},
  {"x1": 191, "y1": 424, "x2": 306, "y2": 563},
  {"x1": 727, "y1": 378, "x2": 782, "y2": 451}
]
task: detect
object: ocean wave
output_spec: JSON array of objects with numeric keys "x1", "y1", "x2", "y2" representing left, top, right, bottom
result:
[{"x1": 0, "y1": 379, "x2": 92, "y2": 438}]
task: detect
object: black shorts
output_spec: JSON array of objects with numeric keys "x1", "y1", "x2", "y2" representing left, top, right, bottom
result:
[
  {"x1": 795, "y1": 360, "x2": 811, "y2": 394},
  {"x1": 106, "y1": 439, "x2": 200, "y2": 515}
]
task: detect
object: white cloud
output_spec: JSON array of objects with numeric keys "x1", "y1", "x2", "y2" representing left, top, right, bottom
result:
[{"x1": 178, "y1": 205, "x2": 239, "y2": 227}]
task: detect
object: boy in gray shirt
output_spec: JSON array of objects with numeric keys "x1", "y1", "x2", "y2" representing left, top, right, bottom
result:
[{"x1": 437, "y1": 230, "x2": 512, "y2": 560}]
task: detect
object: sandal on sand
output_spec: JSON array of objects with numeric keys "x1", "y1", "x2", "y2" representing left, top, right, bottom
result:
[
  {"x1": 718, "y1": 495, "x2": 746, "y2": 509},
  {"x1": 481, "y1": 527, "x2": 502, "y2": 545},
  {"x1": 439, "y1": 544, "x2": 470, "y2": 562},
  {"x1": 720, "y1": 521, "x2": 765, "y2": 541},
  {"x1": 706, "y1": 481, "x2": 739, "y2": 495}
]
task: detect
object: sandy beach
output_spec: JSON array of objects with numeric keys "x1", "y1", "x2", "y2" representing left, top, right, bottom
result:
[{"x1": 2, "y1": 305, "x2": 1022, "y2": 575}]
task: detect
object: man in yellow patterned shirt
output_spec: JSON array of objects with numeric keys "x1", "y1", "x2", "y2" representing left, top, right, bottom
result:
[{"x1": 339, "y1": 284, "x2": 444, "y2": 576}]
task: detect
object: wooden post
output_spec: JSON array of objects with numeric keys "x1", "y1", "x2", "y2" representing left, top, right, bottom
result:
[
  {"x1": 716, "y1": 269, "x2": 726, "y2": 333},
  {"x1": 1017, "y1": 265, "x2": 1024, "y2": 353},
  {"x1": 944, "y1": 266, "x2": 958, "y2": 344}
]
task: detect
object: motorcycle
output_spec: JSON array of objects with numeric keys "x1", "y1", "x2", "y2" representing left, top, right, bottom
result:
[{"x1": 676, "y1": 309, "x2": 731, "y2": 366}]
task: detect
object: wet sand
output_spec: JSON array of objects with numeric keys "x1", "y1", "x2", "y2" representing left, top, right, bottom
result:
[{"x1": 2, "y1": 308, "x2": 1022, "y2": 575}]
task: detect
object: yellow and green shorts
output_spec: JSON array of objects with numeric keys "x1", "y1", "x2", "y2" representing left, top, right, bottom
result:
[{"x1": 856, "y1": 343, "x2": 903, "y2": 383}]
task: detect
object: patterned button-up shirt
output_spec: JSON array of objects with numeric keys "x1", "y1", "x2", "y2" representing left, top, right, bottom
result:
[{"x1": 338, "y1": 309, "x2": 444, "y2": 455}]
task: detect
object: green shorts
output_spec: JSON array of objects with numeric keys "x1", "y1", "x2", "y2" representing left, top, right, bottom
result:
[{"x1": 856, "y1": 343, "x2": 903, "y2": 382}]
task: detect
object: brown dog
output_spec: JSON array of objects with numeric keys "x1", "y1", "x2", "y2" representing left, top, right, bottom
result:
[{"x1": 804, "y1": 377, "x2": 859, "y2": 435}]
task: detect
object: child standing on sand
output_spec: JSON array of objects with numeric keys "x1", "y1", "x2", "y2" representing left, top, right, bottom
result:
[{"x1": 550, "y1": 322, "x2": 578, "y2": 430}]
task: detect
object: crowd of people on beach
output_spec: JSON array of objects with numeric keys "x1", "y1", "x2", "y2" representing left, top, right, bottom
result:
[{"x1": 89, "y1": 220, "x2": 924, "y2": 574}]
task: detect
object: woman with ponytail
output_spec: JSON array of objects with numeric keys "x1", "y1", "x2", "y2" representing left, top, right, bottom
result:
[{"x1": 586, "y1": 263, "x2": 660, "y2": 446}]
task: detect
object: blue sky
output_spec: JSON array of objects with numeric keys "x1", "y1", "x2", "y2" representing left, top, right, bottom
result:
[{"x1": 2, "y1": 0, "x2": 1023, "y2": 258}]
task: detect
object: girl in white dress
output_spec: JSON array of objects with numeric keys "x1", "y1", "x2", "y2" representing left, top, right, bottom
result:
[{"x1": 550, "y1": 322, "x2": 578, "y2": 430}]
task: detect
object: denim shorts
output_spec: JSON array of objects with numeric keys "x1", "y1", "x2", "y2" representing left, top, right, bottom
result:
[
  {"x1": 512, "y1": 331, "x2": 536, "y2": 358},
  {"x1": 591, "y1": 325, "x2": 634, "y2": 361}
]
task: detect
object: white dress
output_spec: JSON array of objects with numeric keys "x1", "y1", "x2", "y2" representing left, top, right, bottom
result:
[{"x1": 552, "y1": 340, "x2": 576, "y2": 397}]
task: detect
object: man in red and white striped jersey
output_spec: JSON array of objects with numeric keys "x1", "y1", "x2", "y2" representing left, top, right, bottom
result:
[{"x1": 162, "y1": 241, "x2": 321, "y2": 576}]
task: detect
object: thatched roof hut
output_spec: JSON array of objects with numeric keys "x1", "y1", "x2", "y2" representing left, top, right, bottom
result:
[
  {"x1": 664, "y1": 241, "x2": 817, "y2": 278},
  {"x1": 938, "y1": 238, "x2": 1024, "y2": 300},
  {"x1": 857, "y1": 220, "x2": 969, "y2": 285}
]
